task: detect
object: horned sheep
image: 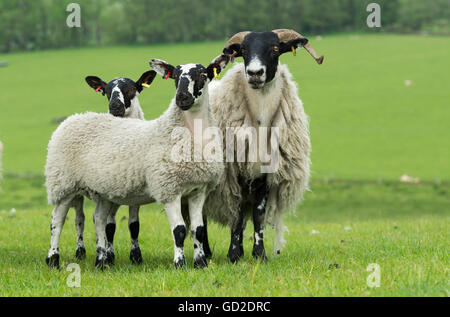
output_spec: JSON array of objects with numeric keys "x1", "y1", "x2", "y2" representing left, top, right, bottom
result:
[
  {"x1": 45, "y1": 55, "x2": 230, "y2": 269},
  {"x1": 203, "y1": 29, "x2": 324, "y2": 263}
]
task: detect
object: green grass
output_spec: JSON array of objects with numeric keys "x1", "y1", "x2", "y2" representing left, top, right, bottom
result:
[
  {"x1": 0, "y1": 34, "x2": 449, "y2": 296},
  {"x1": 0, "y1": 175, "x2": 448, "y2": 296}
]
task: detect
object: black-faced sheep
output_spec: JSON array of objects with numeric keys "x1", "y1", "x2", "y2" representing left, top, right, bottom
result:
[{"x1": 203, "y1": 29, "x2": 323, "y2": 262}]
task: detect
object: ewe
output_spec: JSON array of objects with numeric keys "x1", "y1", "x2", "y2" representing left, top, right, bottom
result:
[
  {"x1": 68, "y1": 71, "x2": 157, "y2": 265},
  {"x1": 204, "y1": 29, "x2": 324, "y2": 262},
  {"x1": 45, "y1": 55, "x2": 229, "y2": 269}
]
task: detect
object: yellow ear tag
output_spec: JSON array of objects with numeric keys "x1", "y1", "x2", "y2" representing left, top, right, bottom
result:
[
  {"x1": 142, "y1": 83, "x2": 151, "y2": 88},
  {"x1": 291, "y1": 46, "x2": 296, "y2": 56},
  {"x1": 213, "y1": 67, "x2": 220, "y2": 79}
]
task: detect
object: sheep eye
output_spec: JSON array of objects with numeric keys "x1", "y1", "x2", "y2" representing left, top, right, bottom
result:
[
  {"x1": 241, "y1": 48, "x2": 246, "y2": 55},
  {"x1": 273, "y1": 46, "x2": 279, "y2": 52}
]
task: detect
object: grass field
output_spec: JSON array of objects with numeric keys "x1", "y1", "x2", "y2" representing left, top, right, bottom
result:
[{"x1": 0, "y1": 34, "x2": 449, "y2": 296}]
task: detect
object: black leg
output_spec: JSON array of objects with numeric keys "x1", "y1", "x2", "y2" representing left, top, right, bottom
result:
[
  {"x1": 252, "y1": 179, "x2": 268, "y2": 262},
  {"x1": 227, "y1": 211, "x2": 244, "y2": 264},
  {"x1": 202, "y1": 216, "x2": 212, "y2": 259}
]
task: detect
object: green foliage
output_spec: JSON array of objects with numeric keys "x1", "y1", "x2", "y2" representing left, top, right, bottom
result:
[{"x1": 1, "y1": 0, "x2": 449, "y2": 53}]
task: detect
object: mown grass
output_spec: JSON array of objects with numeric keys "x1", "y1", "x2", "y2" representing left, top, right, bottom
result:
[{"x1": 0, "y1": 175, "x2": 448, "y2": 297}]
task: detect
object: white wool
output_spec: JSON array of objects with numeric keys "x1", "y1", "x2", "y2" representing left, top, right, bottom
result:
[
  {"x1": 45, "y1": 100, "x2": 223, "y2": 207},
  {"x1": 204, "y1": 62, "x2": 311, "y2": 253}
]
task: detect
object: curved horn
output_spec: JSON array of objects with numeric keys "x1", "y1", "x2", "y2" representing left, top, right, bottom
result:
[
  {"x1": 272, "y1": 29, "x2": 324, "y2": 65},
  {"x1": 225, "y1": 31, "x2": 250, "y2": 48}
]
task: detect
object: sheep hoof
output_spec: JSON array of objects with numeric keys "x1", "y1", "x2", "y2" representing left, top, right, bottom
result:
[
  {"x1": 75, "y1": 247, "x2": 86, "y2": 260},
  {"x1": 105, "y1": 251, "x2": 115, "y2": 265},
  {"x1": 204, "y1": 246, "x2": 213, "y2": 260},
  {"x1": 252, "y1": 250, "x2": 268, "y2": 263},
  {"x1": 95, "y1": 248, "x2": 108, "y2": 270},
  {"x1": 46, "y1": 254, "x2": 60, "y2": 269},
  {"x1": 252, "y1": 246, "x2": 268, "y2": 262},
  {"x1": 194, "y1": 256, "x2": 208, "y2": 269},
  {"x1": 174, "y1": 256, "x2": 186, "y2": 269},
  {"x1": 227, "y1": 247, "x2": 244, "y2": 264},
  {"x1": 130, "y1": 248, "x2": 143, "y2": 264}
]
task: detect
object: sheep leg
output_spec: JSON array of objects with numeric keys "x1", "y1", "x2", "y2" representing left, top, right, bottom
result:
[
  {"x1": 252, "y1": 180, "x2": 268, "y2": 262},
  {"x1": 227, "y1": 210, "x2": 245, "y2": 264},
  {"x1": 46, "y1": 197, "x2": 73, "y2": 269},
  {"x1": 164, "y1": 195, "x2": 187, "y2": 269},
  {"x1": 94, "y1": 199, "x2": 112, "y2": 270},
  {"x1": 73, "y1": 196, "x2": 86, "y2": 260},
  {"x1": 105, "y1": 204, "x2": 120, "y2": 265},
  {"x1": 128, "y1": 205, "x2": 142, "y2": 264},
  {"x1": 202, "y1": 215, "x2": 213, "y2": 259},
  {"x1": 188, "y1": 187, "x2": 208, "y2": 268}
]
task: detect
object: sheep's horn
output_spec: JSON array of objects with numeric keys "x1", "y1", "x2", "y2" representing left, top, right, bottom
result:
[
  {"x1": 224, "y1": 31, "x2": 250, "y2": 48},
  {"x1": 272, "y1": 29, "x2": 324, "y2": 65}
]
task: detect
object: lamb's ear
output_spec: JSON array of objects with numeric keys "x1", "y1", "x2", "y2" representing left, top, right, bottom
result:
[
  {"x1": 279, "y1": 37, "x2": 309, "y2": 55},
  {"x1": 223, "y1": 43, "x2": 242, "y2": 58},
  {"x1": 149, "y1": 59, "x2": 175, "y2": 80},
  {"x1": 85, "y1": 76, "x2": 107, "y2": 96},
  {"x1": 206, "y1": 54, "x2": 231, "y2": 80},
  {"x1": 136, "y1": 70, "x2": 157, "y2": 92}
]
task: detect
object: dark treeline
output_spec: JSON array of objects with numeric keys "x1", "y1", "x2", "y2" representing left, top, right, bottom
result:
[{"x1": 1, "y1": 0, "x2": 449, "y2": 53}]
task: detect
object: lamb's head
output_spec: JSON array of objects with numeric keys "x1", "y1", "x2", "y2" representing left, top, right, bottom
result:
[
  {"x1": 85, "y1": 71, "x2": 157, "y2": 117},
  {"x1": 149, "y1": 54, "x2": 230, "y2": 111},
  {"x1": 223, "y1": 29, "x2": 324, "y2": 89}
]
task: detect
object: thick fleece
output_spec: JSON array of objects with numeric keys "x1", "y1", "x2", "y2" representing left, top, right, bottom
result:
[
  {"x1": 45, "y1": 100, "x2": 223, "y2": 206},
  {"x1": 204, "y1": 62, "x2": 311, "y2": 251}
]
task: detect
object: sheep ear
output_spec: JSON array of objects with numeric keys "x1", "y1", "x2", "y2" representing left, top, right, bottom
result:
[
  {"x1": 223, "y1": 43, "x2": 242, "y2": 58},
  {"x1": 149, "y1": 59, "x2": 175, "y2": 80},
  {"x1": 206, "y1": 54, "x2": 231, "y2": 80},
  {"x1": 279, "y1": 37, "x2": 309, "y2": 55},
  {"x1": 136, "y1": 70, "x2": 157, "y2": 92},
  {"x1": 85, "y1": 76, "x2": 107, "y2": 96}
]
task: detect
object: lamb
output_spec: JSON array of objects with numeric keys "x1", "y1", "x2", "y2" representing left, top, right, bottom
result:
[
  {"x1": 45, "y1": 54, "x2": 230, "y2": 269},
  {"x1": 67, "y1": 71, "x2": 157, "y2": 265},
  {"x1": 203, "y1": 29, "x2": 324, "y2": 263}
]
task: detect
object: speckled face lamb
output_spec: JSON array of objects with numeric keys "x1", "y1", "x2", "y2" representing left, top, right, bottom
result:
[
  {"x1": 149, "y1": 57, "x2": 228, "y2": 111},
  {"x1": 85, "y1": 71, "x2": 156, "y2": 116}
]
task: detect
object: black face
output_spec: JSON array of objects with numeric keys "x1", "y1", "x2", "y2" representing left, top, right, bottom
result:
[
  {"x1": 149, "y1": 55, "x2": 230, "y2": 110},
  {"x1": 172, "y1": 64, "x2": 208, "y2": 110},
  {"x1": 104, "y1": 78, "x2": 138, "y2": 117},
  {"x1": 85, "y1": 71, "x2": 156, "y2": 117},
  {"x1": 224, "y1": 32, "x2": 308, "y2": 89}
]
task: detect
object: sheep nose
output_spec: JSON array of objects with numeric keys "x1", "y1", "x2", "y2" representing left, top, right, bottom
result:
[
  {"x1": 176, "y1": 92, "x2": 194, "y2": 110},
  {"x1": 109, "y1": 100, "x2": 125, "y2": 117},
  {"x1": 247, "y1": 69, "x2": 264, "y2": 77}
]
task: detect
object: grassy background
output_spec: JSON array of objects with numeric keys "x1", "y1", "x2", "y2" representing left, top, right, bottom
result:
[{"x1": 0, "y1": 34, "x2": 449, "y2": 296}]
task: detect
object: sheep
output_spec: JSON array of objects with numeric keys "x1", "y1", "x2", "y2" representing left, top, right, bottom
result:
[
  {"x1": 66, "y1": 71, "x2": 157, "y2": 265},
  {"x1": 203, "y1": 29, "x2": 324, "y2": 263},
  {"x1": 45, "y1": 54, "x2": 230, "y2": 269}
]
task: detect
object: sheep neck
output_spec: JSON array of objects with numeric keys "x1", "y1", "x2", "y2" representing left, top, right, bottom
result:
[
  {"x1": 124, "y1": 96, "x2": 145, "y2": 120},
  {"x1": 181, "y1": 92, "x2": 212, "y2": 136},
  {"x1": 245, "y1": 69, "x2": 282, "y2": 127}
]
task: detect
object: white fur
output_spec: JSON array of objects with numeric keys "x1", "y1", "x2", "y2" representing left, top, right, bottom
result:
[{"x1": 205, "y1": 62, "x2": 311, "y2": 254}]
